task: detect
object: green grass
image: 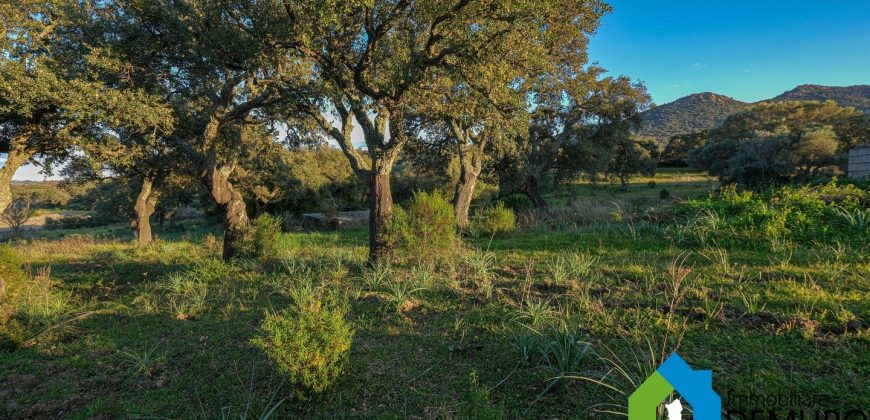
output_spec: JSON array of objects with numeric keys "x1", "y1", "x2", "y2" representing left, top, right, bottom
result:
[{"x1": 1, "y1": 171, "x2": 867, "y2": 418}]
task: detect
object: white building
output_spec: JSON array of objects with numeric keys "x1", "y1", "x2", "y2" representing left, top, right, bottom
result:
[{"x1": 848, "y1": 144, "x2": 870, "y2": 179}]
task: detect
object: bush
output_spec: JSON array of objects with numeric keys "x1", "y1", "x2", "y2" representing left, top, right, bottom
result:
[
  {"x1": 471, "y1": 203, "x2": 516, "y2": 236},
  {"x1": 387, "y1": 191, "x2": 458, "y2": 261},
  {"x1": 238, "y1": 214, "x2": 282, "y2": 259},
  {"x1": 659, "y1": 189, "x2": 671, "y2": 200},
  {"x1": 44, "y1": 215, "x2": 95, "y2": 230},
  {"x1": 499, "y1": 193, "x2": 533, "y2": 213},
  {"x1": 1, "y1": 195, "x2": 37, "y2": 237},
  {"x1": 252, "y1": 291, "x2": 354, "y2": 395}
]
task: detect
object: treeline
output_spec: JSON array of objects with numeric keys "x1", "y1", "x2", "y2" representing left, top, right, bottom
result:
[
  {"x1": 5, "y1": 2, "x2": 865, "y2": 263},
  {"x1": 1, "y1": 1, "x2": 666, "y2": 263},
  {"x1": 661, "y1": 100, "x2": 870, "y2": 185}
]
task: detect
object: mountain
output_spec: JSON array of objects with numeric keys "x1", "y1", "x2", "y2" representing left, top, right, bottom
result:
[
  {"x1": 772, "y1": 84, "x2": 870, "y2": 114},
  {"x1": 638, "y1": 85, "x2": 870, "y2": 142},
  {"x1": 637, "y1": 93, "x2": 748, "y2": 141}
]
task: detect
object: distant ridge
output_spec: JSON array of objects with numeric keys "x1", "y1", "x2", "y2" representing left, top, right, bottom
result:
[
  {"x1": 638, "y1": 84, "x2": 870, "y2": 142},
  {"x1": 637, "y1": 92, "x2": 747, "y2": 141},
  {"x1": 772, "y1": 84, "x2": 870, "y2": 114}
]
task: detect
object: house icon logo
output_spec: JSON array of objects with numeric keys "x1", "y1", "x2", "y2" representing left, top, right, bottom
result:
[{"x1": 628, "y1": 352, "x2": 721, "y2": 420}]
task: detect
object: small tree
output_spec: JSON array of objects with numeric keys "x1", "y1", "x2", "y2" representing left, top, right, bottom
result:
[
  {"x1": 661, "y1": 132, "x2": 709, "y2": 167},
  {"x1": 1, "y1": 195, "x2": 37, "y2": 238},
  {"x1": 787, "y1": 126, "x2": 839, "y2": 180},
  {"x1": 608, "y1": 135, "x2": 660, "y2": 189}
]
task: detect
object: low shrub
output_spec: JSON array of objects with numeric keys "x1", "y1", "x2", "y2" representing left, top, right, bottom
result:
[
  {"x1": 471, "y1": 203, "x2": 516, "y2": 236},
  {"x1": 387, "y1": 191, "x2": 458, "y2": 262},
  {"x1": 252, "y1": 291, "x2": 354, "y2": 396},
  {"x1": 462, "y1": 371, "x2": 507, "y2": 419},
  {"x1": 238, "y1": 214, "x2": 282, "y2": 260},
  {"x1": 43, "y1": 215, "x2": 95, "y2": 230}
]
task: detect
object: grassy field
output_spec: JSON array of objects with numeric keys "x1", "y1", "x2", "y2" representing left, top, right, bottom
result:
[{"x1": 1, "y1": 171, "x2": 868, "y2": 419}]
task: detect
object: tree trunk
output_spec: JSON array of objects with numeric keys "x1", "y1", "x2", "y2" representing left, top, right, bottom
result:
[
  {"x1": 368, "y1": 172, "x2": 393, "y2": 266},
  {"x1": 523, "y1": 173, "x2": 548, "y2": 210},
  {"x1": 132, "y1": 176, "x2": 158, "y2": 246},
  {"x1": 253, "y1": 199, "x2": 263, "y2": 218},
  {"x1": 453, "y1": 164, "x2": 479, "y2": 228},
  {"x1": 447, "y1": 120, "x2": 485, "y2": 229},
  {"x1": 203, "y1": 165, "x2": 250, "y2": 260},
  {"x1": 199, "y1": 116, "x2": 250, "y2": 261},
  {"x1": 0, "y1": 139, "x2": 35, "y2": 214}
]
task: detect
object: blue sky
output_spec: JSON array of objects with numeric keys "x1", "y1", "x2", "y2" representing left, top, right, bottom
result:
[
  {"x1": 11, "y1": 1, "x2": 870, "y2": 181},
  {"x1": 588, "y1": 0, "x2": 870, "y2": 105}
]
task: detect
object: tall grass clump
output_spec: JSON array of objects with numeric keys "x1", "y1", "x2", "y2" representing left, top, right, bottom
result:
[
  {"x1": 165, "y1": 272, "x2": 210, "y2": 320},
  {"x1": 546, "y1": 252, "x2": 599, "y2": 285},
  {"x1": 0, "y1": 246, "x2": 77, "y2": 348},
  {"x1": 252, "y1": 287, "x2": 354, "y2": 396},
  {"x1": 462, "y1": 249, "x2": 498, "y2": 298},
  {"x1": 568, "y1": 337, "x2": 677, "y2": 418}
]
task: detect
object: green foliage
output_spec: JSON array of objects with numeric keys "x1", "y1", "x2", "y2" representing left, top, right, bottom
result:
[
  {"x1": 49, "y1": 179, "x2": 159, "y2": 229},
  {"x1": 498, "y1": 194, "x2": 533, "y2": 213},
  {"x1": 608, "y1": 135, "x2": 659, "y2": 187},
  {"x1": 252, "y1": 291, "x2": 354, "y2": 396},
  {"x1": 11, "y1": 182, "x2": 72, "y2": 207},
  {"x1": 382, "y1": 279, "x2": 426, "y2": 314},
  {"x1": 471, "y1": 203, "x2": 516, "y2": 236},
  {"x1": 689, "y1": 100, "x2": 868, "y2": 185},
  {"x1": 670, "y1": 181, "x2": 869, "y2": 244},
  {"x1": 387, "y1": 191, "x2": 458, "y2": 262},
  {"x1": 660, "y1": 132, "x2": 709, "y2": 167},
  {"x1": 3, "y1": 170, "x2": 869, "y2": 417},
  {"x1": 238, "y1": 214, "x2": 283, "y2": 260},
  {"x1": 254, "y1": 146, "x2": 366, "y2": 216}
]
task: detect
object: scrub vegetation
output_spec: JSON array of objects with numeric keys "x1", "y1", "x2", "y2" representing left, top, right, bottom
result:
[{"x1": 1, "y1": 172, "x2": 867, "y2": 418}]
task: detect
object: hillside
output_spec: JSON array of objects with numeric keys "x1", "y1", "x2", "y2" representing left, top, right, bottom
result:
[
  {"x1": 772, "y1": 84, "x2": 870, "y2": 114},
  {"x1": 637, "y1": 92, "x2": 748, "y2": 141},
  {"x1": 639, "y1": 84, "x2": 870, "y2": 142}
]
